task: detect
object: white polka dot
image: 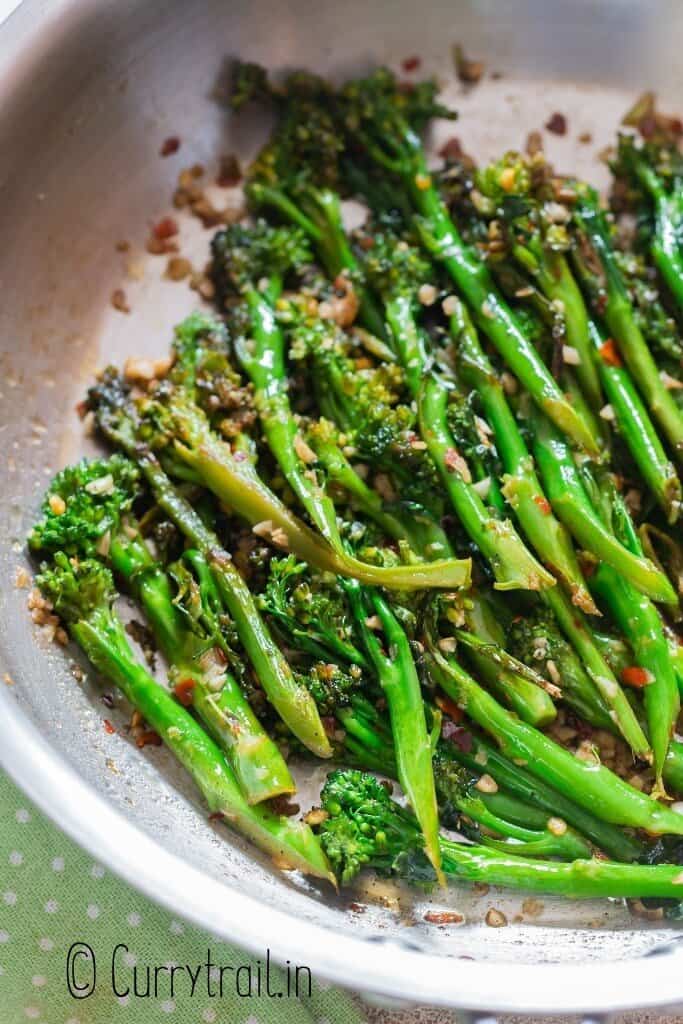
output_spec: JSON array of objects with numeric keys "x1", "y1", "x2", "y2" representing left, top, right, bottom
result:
[
  {"x1": 24, "y1": 1009, "x2": 40, "y2": 1020},
  {"x1": 9, "y1": 851, "x2": 23, "y2": 866},
  {"x1": 66, "y1": 1018, "x2": 80, "y2": 1024},
  {"x1": 0, "y1": 930, "x2": 9, "y2": 943},
  {"x1": 31, "y1": 975, "x2": 46, "y2": 988},
  {"x1": 316, "y1": 978, "x2": 333, "y2": 991},
  {"x1": 86, "y1": 904, "x2": 100, "y2": 920},
  {"x1": 117, "y1": 995, "x2": 129, "y2": 1007},
  {"x1": 209, "y1": 966, "x2": 220, "y2": 983},
  {"x1": 169, "y1": 920, "x2": 184, "y2": 935},
  {"x1": 0, "y1": 965, "x2": 4, "y2": 975},
  {"x1": 161, "y1": 1000, "x2": 175, "y2": 1014},
  {"x1": 44, "y1": 900, "x2": 58, "y2": 914},
  {"x1": 3, "y1": 892, "x2": 17, "y2": 906},
  {"x1": 123, "y1": 952, "x2": 136, "y2": 968},
  {"x1": 244, "y1": 1017, "x2": 259, "y2": 1024},
  {"x1": 51, "y1": 857, "x2": 64, "y2": 872},
  {"x1": 15, "y1": 809, "x2": 30, "y2": 823},
  {"x1": 126, "y1": 912, "x2": 141, "y2": 927},
  {"x1": 90, "y1": 864, "x2": 105, "y2": 879},
  {"x1": 201, "y1": 1011, "x2": 216, "y2": 1024},
  {"x1": 38, "y1": 938, "x2": 53, "y2": 952}
]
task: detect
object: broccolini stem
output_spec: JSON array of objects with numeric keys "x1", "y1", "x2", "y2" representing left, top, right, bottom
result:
[
  {"x1": 443, "y1": 734, "x2": 644, "y2": 862},
  {"x1": 541, "y1": 585, "x2": 651, "y2": 760},
  {"x1": 425, "y1": 641, "x2": 683, "y2": 834},
  {"x1": 529, "y1": 406, "x2": 677, "y2": 605},
  {"x1": 169, "y1": 397, "x2": 470, "y2": 590},
  {"x1": 130, "y1": 451, "x2": 333, "y2": 759},
  {"x1": 411, "y1": 182, "x2": 599, "y2": 454},
  {"x1": 69, "y1": 611, "x2": 333, "y2": 882},
  {"x1": 419, "y1": 373, "x2": 556, "y2": 592},
  {"x1": 437, "y1": 842, "x2": 683, "y2": 899},
  {"x1": 109, "y1": 530, "x2": 295, "y2": 803},
  {"x1": 623, "y1": 159, "x2": 683, "y2": 318},
  {"x1": 586, "y1": 317, "x2": 681, "y2": 523},
  {"x1": 345, "y1": 581, "x2": 444, "y2": 882},
  {"x1": 573, "y1": 192, "x2": 683, "y2": 458},
  {"x1": 450, "y1": 302, "x2": 597, "y2": 613}
]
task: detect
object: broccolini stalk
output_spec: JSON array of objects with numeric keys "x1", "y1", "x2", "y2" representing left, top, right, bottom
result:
[
  {"x1": 588, "y1": 478, "x2": 680, "y2": 788},
  {"x1": 449, "y1": 298, "x2": 597, "y2": 613},
  {"x1": 86, "y1": 379, "x2": 333, "y2": 759},
  {"x1": 37, "y1": 556, "x2": 333, "y2": 883},
  {"x1": 336, "y1": 71, "x2": 597, "y2": 452},
  {"x1": 614, "y1": 132, "x2": 683, "y2": 315},
  {"x1": 419, "y1": 373, "x2": 555, "y2": 592},
  {"x1": 443, "y1": 732, "x2": 644, "y2": 862},
  {"x1": 541, "y1": 584, "x2": 651, "y2": 760},
  {"x1": 561, "y1": 251, "x2": 682, "y2": 519},
  {"x1": 423, "y1": 609, "x2": 683, "y2": 835},
  {"x1": 572, "y1": 188, "x2": 683, "y2": 457},
  {"x1": 508, "y1": 604, "x2": 615, "y2": 731},
  {"x1": 528, "y1": 404, "x2": 676, "y2": 605},
  {"x1": 27, "y1": 455, "x2": 296, "y2": 803},
  {"x1": 459, "y1": 593, "x2": 558, "y2": 728},
  {"x1": 157, "y1": 386, "x2": 470, "y2": 591},
  {"x1": 343, "y1": 579, "x2": 444, "y2": 883},
  {"x1": 318, "y1": 770, "x2": 683, "y2": 896},
  {"x1": 432, "y1": 754, "x2": 592, "y2": 860}
]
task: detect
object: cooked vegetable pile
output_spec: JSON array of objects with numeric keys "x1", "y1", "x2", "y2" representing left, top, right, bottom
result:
[{"x1": 28, "y1": 65, "x2": 683, "y2": 904}]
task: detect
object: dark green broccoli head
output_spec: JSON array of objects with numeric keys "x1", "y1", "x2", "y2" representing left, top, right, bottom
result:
[
  {"x1": 302, "y1": 662, "x2": 361, "y2": 717},
  {"x1": 362, "y1": 227, "x2": 432, "y2": 303},
  {"x1": 211, "y1": 220, "x2": 313, "y2": 299},
  {"x1": 340, "y1": 68, "x2": 456, "y2": 163},
  {"x1": 229, "y1": 60, "x2": 273, "y2": 110},
  {"x1": 86, "y1": 368, "x2": 141, "y2": 452},
  {"x1": 36, "y1": 552, "x2": 117, "y2": 624},
  {"x1": 318, "y1": 768, "x2": 421, "y2": 884},
  {"x1": 476, "y1": 152, "x2": 532, "y2": 204},
  {"x1": 29, "y1": 455, "x2": 139, "y2": 557}
]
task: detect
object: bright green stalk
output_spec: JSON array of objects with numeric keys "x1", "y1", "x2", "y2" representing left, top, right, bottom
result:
[
  {"x1": 418, "y1": 373, "x2": 555, "y2": 592},
  {"x1": 425, "y1": 636, "x2": 683, "y2": 834},
  {"x1": 108, "y1": 530, "x2": 294, "y2": 803},
  {"x1": 444, "y1": 733, "x2": 644, "y2": 862},
  {"x1": 573, "y1": 190, "x2": 683, "y2": 458},
  {"x1": 587, "y1": 317, "x2": 681, "y2": 522},
  {"x1": 542, "y1": 585, "x2": 651, "y2": 759},
  {"x1": 529, "y1": 406, "x2": 676, "y2": 604},
  {"x1": 119, "y1": 448, "x2": 332, "y2": 760},
  {"x1": 345, "y1": 581, "x2": 443, "y2": 882},
  {"x1": 410, "y1": 188, "x2": 598, "y2": 454},
  {"x1": 166, "y1": 394, "x2": 470, "y2": 591},
  {"x1": 625, "y1": 157, "x2": 683, "y2": 315},
  {"x1": 41, "y1": 559, "x2": 333, "y2": 883},
  {"x1": 450, "y1": 301, "x2": 597, "y2": 614}
]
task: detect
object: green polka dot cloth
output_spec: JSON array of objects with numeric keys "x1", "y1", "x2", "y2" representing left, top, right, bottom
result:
[{"x1": 0, "y1": 770, "x2": 368, "y2": 1024}]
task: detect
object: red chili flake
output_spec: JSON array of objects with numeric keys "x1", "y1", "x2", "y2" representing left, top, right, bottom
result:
[
  {"x1": 322, "y1": 715, "x2": 337, "y2": 736},
  {"x1": 349, "y1": 902, "x2": 366, "y2": 914},
  {"x1": 435, "y1": 694, "x2": 464, "y2": 723},
  {"x1": 75, "y1": 399, "x2": 89, "y2": 419},
  {"x1": 208, "y1": 812, "x2": 224, "y2": 822},
  {"x1": 545, "y1": 112, "x2": 567, "y2": 135},
  {"x1": 424, "y1": 911, "x2": 464, "y2": 925},
  {"x1": 160, "y1": 136, "x2": 181, "y2": 157},
  {"x1": 173, "y1": 678, "x2": 196, "y2": 707},
  {"x1": 620, "y1": 666, "x2": 654, "y2": 689},
  {"x1": 357, "y1": 235, "x2": 375, "y2": 251},
  {"x1": 439, "y1": 136, "x2": 464, "y2": 162},
  {"x1": 103, "y1": 719, "x2": 116, "y2": 735},
  {"x1": 216, "y1": 154, "x2": 242, "y2": 188},
  {"x1": 599, "y1": 338, "x2": 623, "y2": 367},
  {"x1": 153, "y1": 216, "x2": 179, "y2": 240},
  {"x1": 402, "y1": 56, "x2": 421, "y2": 72},
  {"x1": 442, "y1": 723, "x2": 473, "y2": 753},
  {"x1": 136, "y1": 730, "x2": 163, "y2": 748},
  {"x1": 533, "y1": 495, "x2": 552, "y2": 515},
  {"x1": 269, "y1": 796, "x2": 301, "y2": 817}
]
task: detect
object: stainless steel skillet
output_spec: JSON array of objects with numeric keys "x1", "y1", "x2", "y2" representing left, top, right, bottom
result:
[{"x1": 1, "y1": 0, "x2": 682, "y2": 1016}]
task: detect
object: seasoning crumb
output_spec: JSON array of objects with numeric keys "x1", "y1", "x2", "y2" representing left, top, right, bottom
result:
[
  {"x1": 578, "y1": 131, "x2": 593, "y2": 144},
  {"x1": 485, "y1": 907, "x2": 508, "y2": 928},
  {"x1": 115, "y1": 240, "x2": 130, "y2": 253},
  {"x1": 473, "y1": 882, "x2": 489, "y2": 896},
  {"x1": 522, "y1": 898, "x2": 544, "y2": 918},
  {"x1": 165, "y1": 256, "x2": 193, "y2": 281},
  {"x1": 216, "y1": 154, "x2": 242, "y2": 187},
  {"x1": 160, "y1": 136, "x2": 181, "y2": 157},
  {"x1": 424, "y1": 910, "x2": 464, "y2": 925},
  {"x1": 4, "y1": 672, "x2": 15, "y2": 686},
  {"x1": 111, "y1": 289, "x2": 131, "y2": 314},
  {"x1": 526, "y1": 131, "x2": 543, "y2": 156},
  {"x1": 453, "y1": 44, "x2": 484, "y2": 84},
  {"x1": 545, "y1": 112, "x2": 568, "y2": 135},
  {"x1": 14, "y1": 566, "x2": 30, "y2": 589}
]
